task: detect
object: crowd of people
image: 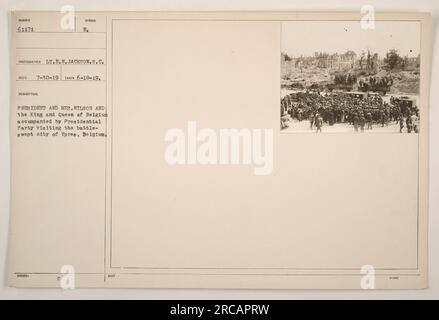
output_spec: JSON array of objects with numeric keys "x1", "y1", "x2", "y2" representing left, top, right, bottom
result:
[
  {"x1": 280, "y1": 91, "x2": 419, "y2": 133},
  {"x1": 358, "y1": 76, "x2": 394, "y2": 93}
]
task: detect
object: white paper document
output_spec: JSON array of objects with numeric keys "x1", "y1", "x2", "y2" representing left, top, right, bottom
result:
[{"x1": 8, "y1": 11, "x2": 430, "y2": 289}]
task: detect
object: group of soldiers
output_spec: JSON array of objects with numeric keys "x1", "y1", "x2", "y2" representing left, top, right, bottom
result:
[
  {"x1": 280, "y1": 91, "x2": 419, "y2": 133},
  {"x1": 358, "y1": 76, "x2": 394, "y2": 93}
]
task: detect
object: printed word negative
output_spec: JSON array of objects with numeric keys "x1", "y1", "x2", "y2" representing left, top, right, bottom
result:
[{"x1": 164, "y1": 121, "x2": 273, "y2": 175}]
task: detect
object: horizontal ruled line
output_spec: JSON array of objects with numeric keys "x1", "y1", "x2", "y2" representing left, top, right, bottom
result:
[
  {"x1": 16, "y1": 47, "x2": 106, "y2": 50},
  {"x1": 16, "y1": 31, "x2": 106, "y2": 34},
  {"x1": 16, "y1": 80, "x2": 106, "y2": 82}
]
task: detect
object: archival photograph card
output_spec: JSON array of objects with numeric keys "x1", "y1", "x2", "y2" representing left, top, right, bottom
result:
[{"x1": 7, "y1": 11, "x2": 430, "y2": 289}]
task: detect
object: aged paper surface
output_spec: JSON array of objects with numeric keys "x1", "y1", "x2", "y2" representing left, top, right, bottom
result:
[{"x1": 8, "y1": 11, "x2": 430, "y2": 289}]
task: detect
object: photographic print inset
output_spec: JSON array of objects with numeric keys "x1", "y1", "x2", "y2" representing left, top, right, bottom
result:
[{"x1": 280, "y1": 21, "x2": 420, "y2": 133}]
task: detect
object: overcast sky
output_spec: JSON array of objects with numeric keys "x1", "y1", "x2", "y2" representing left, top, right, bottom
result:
[{"x1": 281, "y1": 21, "x2": 420, "y2": 58}]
